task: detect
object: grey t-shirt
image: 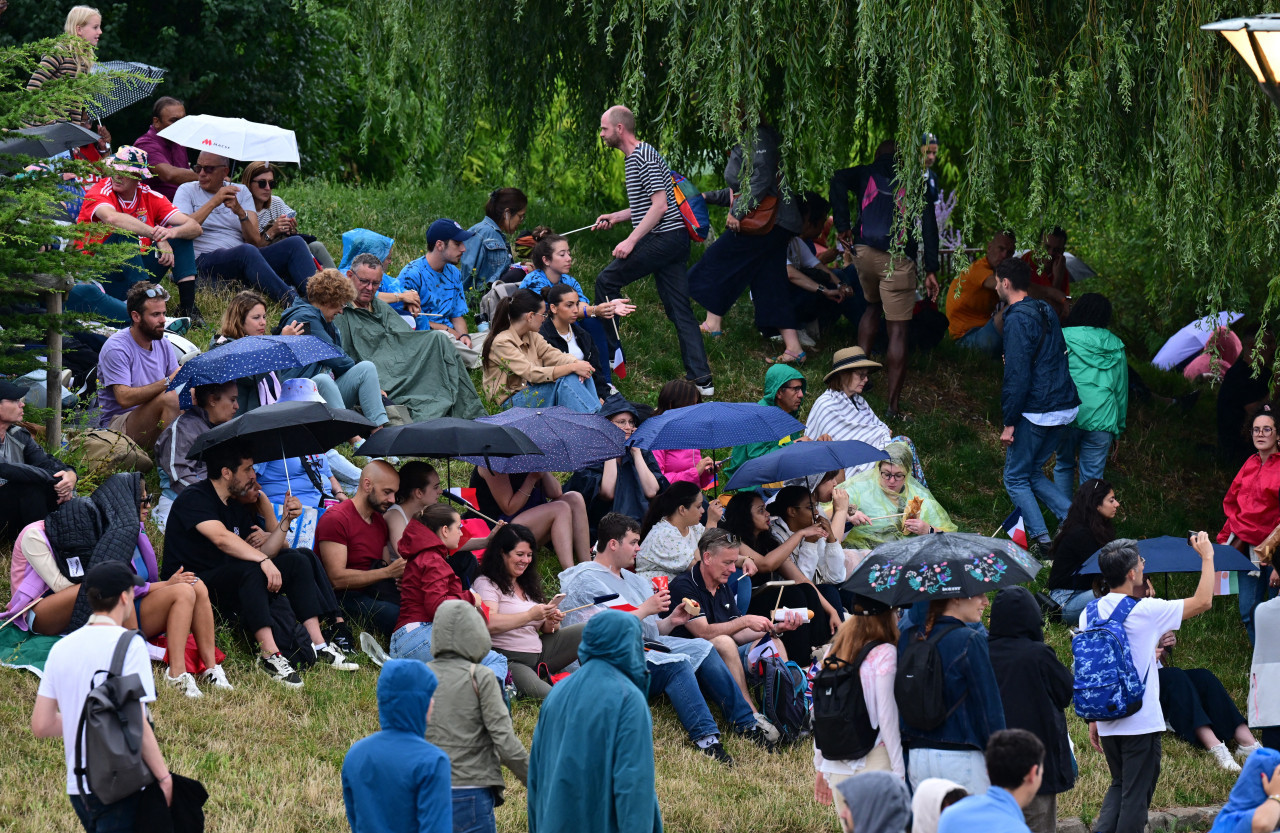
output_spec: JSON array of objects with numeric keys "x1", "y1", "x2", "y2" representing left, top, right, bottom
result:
[{"x1": 173, "y1": 181, "x2": 256, "y2": 257}]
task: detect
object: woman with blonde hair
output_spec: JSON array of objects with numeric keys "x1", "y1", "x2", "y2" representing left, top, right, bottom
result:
[
  {"x1": 241, "y1": 161, "x2": 336, "y2": 268},
  {"x1": 26, "y1": 7, "x2": 110, "y2": 153},
  {"x1": 840, "y1": 442, "x2": 956, "y2": 550}
]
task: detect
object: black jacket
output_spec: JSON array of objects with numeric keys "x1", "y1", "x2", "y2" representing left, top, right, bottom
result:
[
  {"x1": 539, "y1": 318, "x2": 609, "y2": 395},
  {"x1": 987, "y1": 587, "x2": 1076, "y2": 796},
  {"x1": 1048, "y1": 525, "x2": 1107, "y2": 591},
  {"x1": 0, "y1": 424, "x2": 70, "y2": 485},
  {"x1": 67, "y1": 472, "x2": 144, "y2": 630},
  {"x1": 829, "y1": 154, "x2": 939, "y2": 273}
]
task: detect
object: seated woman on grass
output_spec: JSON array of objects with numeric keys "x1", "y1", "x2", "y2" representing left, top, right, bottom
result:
[
  {"x1": 565, "y1": 398, "x2": 668, "y2": 534},
  {"x1": 481, "y1": 289, "x2": 600, "y2": 413},
  {"x1": 539, "y1": 283, "x2": 609, "y2": 404},
  {"x1": 650, "y1": 379, "x2": 716, "y2": 489},
  {"x1": 241, "y1": 160, "x2": 335, "y2": 268},
  {"x1": 841, "y1": 443, "x2": 955, "y2": 551},
  {"x1": 469, "y1": 465, "x2": 591, "y2": 569},
  {"x1": 472, "y1": 523, "x2": 584, "y2": 700}
]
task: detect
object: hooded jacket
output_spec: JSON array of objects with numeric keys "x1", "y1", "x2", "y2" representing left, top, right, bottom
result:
[
  {"x1": 395, "y1": 520, "x2": 476, "y2": 631},
  {"x1": 342, "y1": 659, "x2": 451, "y2": 833},
  {"x1": 67, "y1": 473, "x2": 145, "y2": 630},
  {"x1": 527, "y1": 611, "x2": 661, "y2": 833},
  {"x1": 724, "y1": 364, "x2": 806, "y2": 480},
  {"x1": 835, "y1": 771, "x2": 912, "y2": 833},
  {"x1": 911, "y1": 778, "x2": 968, "y2": 833},
  {"x1": 278, "y1": 299, "x2": 356, "y2": 379},
  {"x1": 425, "y1": 601, "x2": 528, "y2": 795},
  {"x1": 1208, "y1": 747, "x2": 1280, "y2": 833},
  {"x1": 1063, "y1": 326, "x2": 1128, "y2": 435},
  {"x1": 987, "y1": 587, "x2": 1075, "y2": 795},
  {"x1": 1000, "y1": 298, "x2": 1080, "y2": 427},
  {"x1": 156, "y1": 405, "x2": 212, "y2": 497}
]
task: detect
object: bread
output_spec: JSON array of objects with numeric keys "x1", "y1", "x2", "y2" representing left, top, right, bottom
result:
[
  {"x1": 903, "y1": 495, "x2": 924, "y2": 522},
  {"x1": 682, "y1": 597, "x2": 701, "y2": 616}
]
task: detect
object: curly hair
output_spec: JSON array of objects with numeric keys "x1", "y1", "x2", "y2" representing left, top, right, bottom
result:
[{"x1": 305, "y1": 268, "x2": 356, "y2": 309}]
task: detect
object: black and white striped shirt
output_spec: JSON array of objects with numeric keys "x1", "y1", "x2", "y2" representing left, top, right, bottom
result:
[{"x1": 624, "y1": 142, "x2": 683, "y2": 234}]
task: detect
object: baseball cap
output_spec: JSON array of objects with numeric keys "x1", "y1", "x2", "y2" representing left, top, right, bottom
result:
[
  {"x1": 920, "y1": 131, "x2": 938, "y2": 147},
  {"x1": 0, "y1": 379, "x2": 27, "y2": 402},
  {"x1": 106, "y1": 145, "x2": 153, "y2": 179},
  {"x1": 426, "y1": 218, "x2": 475, "y2": 250},
  {"x1": 83, "y1": 561, "x2": 146, "y2": 598}
]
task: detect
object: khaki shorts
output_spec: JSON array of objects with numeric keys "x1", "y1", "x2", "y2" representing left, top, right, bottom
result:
[
  {"x1": 853, "y1": 245, "x2": 918, "y2": 321},
  {"x1": 106, "y1": 412, "x2": 131, "y2": 432}
]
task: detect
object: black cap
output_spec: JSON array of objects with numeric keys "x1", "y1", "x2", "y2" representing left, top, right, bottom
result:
[
  {"x1": 0, "y1": 379, "x2": 27, "y2": 402},
  {"x1": 848, "y1": 593, "x2": 893, "y2": 617},
  {"x1": 83, "y1": 562, "x2": 145, "y2": 598}
]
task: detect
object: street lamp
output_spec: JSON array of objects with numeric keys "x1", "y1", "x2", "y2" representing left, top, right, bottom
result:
[{"x1": 1203, "y1": 14, "x2": 1280, "y2": 109}]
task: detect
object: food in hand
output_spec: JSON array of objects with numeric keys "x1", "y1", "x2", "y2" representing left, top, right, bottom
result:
[
  {"x1": 682, "y1": 597, "x2": 701, "y2": 616},
  {"x1": 903, "y1": 496, "x2": 924, "y2": 522},
  {"x1": 772, "y1": 607, "x2": 814, "y2": 621}
]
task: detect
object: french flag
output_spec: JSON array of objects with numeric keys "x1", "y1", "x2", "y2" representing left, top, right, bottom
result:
[
  {"x1": 612, "y1": 343, "x2": 627, "y2": 379},
  {"x1": 601, "y1": 596, "x2": 640, "y2": 614},
  {"x1": 1000, "y1": 508, "x2": 1029, "y2": 549}
]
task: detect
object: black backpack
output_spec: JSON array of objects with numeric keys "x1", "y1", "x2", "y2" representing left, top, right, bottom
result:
[
  {"x1": 74, "y1": 630, "x2": 155, "y2": 804},
  {"x1": 895, "y1": 622, "x2": 965, "y2": 731},
  {"x1": 812, "y1": 640, "x2": 885, "y2": 760},
  {"x1": 752, "y1": 655, "x2": 810, "y2": 743}
]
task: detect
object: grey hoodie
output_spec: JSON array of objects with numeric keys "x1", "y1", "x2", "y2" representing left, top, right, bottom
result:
[{"x1": 836, "y1": 770, "x2": 912, "y2": 832}]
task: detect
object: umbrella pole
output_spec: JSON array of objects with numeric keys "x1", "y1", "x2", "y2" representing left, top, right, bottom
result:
[{"x1": 280, "y1": 438, "x2": 292, "y2": 534}]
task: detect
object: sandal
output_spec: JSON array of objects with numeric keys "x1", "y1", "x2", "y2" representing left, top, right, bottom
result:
[
  {"x1": 767, "y1": 350, "x2": 807, "y2": 365},
  {"x1": 699, "y1": 322, "x2": 723, "y2": 337}
]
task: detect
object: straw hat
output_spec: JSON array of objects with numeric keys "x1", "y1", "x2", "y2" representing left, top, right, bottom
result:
[{"x1": 823, "y1": 347, "x2": 882, "y2": 385}]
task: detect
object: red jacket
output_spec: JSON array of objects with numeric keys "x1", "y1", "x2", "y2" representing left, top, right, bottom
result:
[
  {"x1": 1217, "y1": 452, "x2": 1280, "y2": 547},
  {"x1": 394, "y1": 520, "x2": 483, "y2": 631}
]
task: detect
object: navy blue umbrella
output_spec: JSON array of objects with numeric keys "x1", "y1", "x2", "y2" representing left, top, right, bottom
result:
[
  {"x1": 629, "y1": 402, "x2": 805, "y2": 450},
  {"x1": 1078, "y1": 536, "x2": 1256, "y2": 574},
  {"x1": 168, "y1": 335, "x2": 344, "y2": 408},
  {"x1": 723, "y1": 440, "x2": 888, "y2": 491},
  {"x1": 457, "y1": 407, "x2": 626, "y2": 474}
]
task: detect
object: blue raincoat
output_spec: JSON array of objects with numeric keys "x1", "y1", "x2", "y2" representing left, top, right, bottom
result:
[
  {"x1": 1209, "y1": 748, "x2": 1280, "y2": 833},
  {"x1": 338, "y1": 228, "x2": 409, "y2": 314}
]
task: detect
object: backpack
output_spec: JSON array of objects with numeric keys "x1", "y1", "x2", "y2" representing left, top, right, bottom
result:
[
  {"x1": 74, "y1": 630, "x2": 156, "y2": 804},
  {"x1": 1072, "y1": 596, "x2": 1147, "y2": 721},
  {"x1": 895, "y1": 622, "x2": 966, "y2": 731},
  {"x1": 812, "y1": 641, "x2": 884, "y2": 760},
  {"x1": 671, "y1": 172, "x2": 711, "y2": 242},
  {"x1": 267, "y1": 594, "x2": 317, "y2": 670},
  {"x1": 752, "y1": 655, "x2": 810, "y2": 743}
]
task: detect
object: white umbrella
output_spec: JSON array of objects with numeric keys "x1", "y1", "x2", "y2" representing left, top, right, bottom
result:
[
  {"x1": 157, "y1": 114, "x2": 299, "y2": 164},
  {"x1": 1011, "y1": 249, "x2": 1096, "y2": 282},
  {"x1": 1151, "y1": 311, "x2": 1244, "y2": 370}
]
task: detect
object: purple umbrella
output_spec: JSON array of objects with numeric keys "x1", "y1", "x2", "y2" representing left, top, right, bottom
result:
[{"x1": 457, "y1": 407, "x2": 625, "y2": 473}]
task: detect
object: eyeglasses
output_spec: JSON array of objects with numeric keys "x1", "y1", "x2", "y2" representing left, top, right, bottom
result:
[
  {"x1": 252, "y1": 178, "x2": 274, "y2": 189},
  {"x1": 1254, "y1": 426, "x2": 1275, "y2": 435},
  {"x1": 143, "y1": 285, "x2": 170, "y2": 300},
  {"x1": 190, "y1": 164, "x2": 227, "y2": 173},
  {"x1": 529, "y1": 310, "x2": 548, "y2": 319},
  {"x1": 880, "y1": 471, "x2": 907, "y2": 482},
  {"x1": 780, "y1": 384, "x2": 804, "y2": 393}
]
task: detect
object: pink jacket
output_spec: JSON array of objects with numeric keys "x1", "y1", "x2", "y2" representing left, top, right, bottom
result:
[{"x1": 653, "y1": 448, "x2": 713, "y2": 489}]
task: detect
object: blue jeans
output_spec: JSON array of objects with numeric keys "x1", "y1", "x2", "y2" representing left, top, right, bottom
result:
[
  {"x1": 70, "y1": 792, "x2": 139, "y2": 832},
  {"x1": 67, "y1": 282, "x2": 128, "y2": 325},
  {"x1": 195, "y1": 235, "x2": 314, "y2": 301},
  {"x1": 503, "y1": 375, "x2": 601, "y2": 414},
  {"x1": 97, "y1": 234, "x2": 197, "y2": 300},
  {"x1": 1054, "y1": 427, "x2": 1114, "y2": 505},
  {"x1": 311, "y1": 363, "x2": 388, "y2": 426},
  {"x1": 956, "y1": 319, "x2": 1002, "y2": 356},
  {"x1": 1239, "y1": 566, "x2": 1276, "y2": 645},
  {"x1": 648, "y1": 658, "x2": 720, "y2": 741},
  {"x1": 907, "y1": 748, "x2": 990, "y2": 795},
  {"x1": 337, "y1": 589, "x2": 400, "y2": 640},
  {"x1": 1050, "y1": 588, "x2": 1094, "y2": 628},
  {"x1": 1003, "y1": 417, "x2": 1072, "y2": 541},
  {"x1": 390, "y1": 622, "x2": 508, "y2": 680},
  {"x1": 451, "y1": 787, "x2": 496, "y2": 833}
]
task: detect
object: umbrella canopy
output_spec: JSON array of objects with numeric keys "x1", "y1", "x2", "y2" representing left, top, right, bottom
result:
[
  {"x1": 0, "y1": 122, "x2": 101, "y2": 158},
  {"x1": 1064, "y1": 252, "x2": 1096, "y2": 282},
  {"x1": 158, "y1": 114, "x2": 299, "y2": 164},
  {"x1": 457, "y1": 407, "x2": 625, "y2": 474},
  {"x1": 1151, "y1": 312, "x2": 1244, "y2": 370},
  {"x1": 842, "y1": 532, "x2": 1042, "y2": 607},
  {"x1": 628, "y1": 401, "x2": 806, "y2": 451},
  {"x1": 723, "y1": 440, "x2": 888, "y2": 491},
  {"x1": 167, "y1": 335, "x2": 343, "y2": 408},
  {"x1": 1077, "y1": 536, "x2": 1256, "y2": 575},
  {"x1": 88, "y1": 61, "x2": 167, "y2": 120},
  {"x1": 187, "y1": 400, "x2": 372, "y2": 463},
  {"x1": 358, "y1": 418, "x2": 543, "y2": 459}
]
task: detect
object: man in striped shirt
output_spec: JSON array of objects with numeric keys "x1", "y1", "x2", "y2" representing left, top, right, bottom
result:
[{"x1": 592, "y1": 106, "x2": 714, "y2": 396}]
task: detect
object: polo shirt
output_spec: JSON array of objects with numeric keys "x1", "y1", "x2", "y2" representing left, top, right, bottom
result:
[
  {"x1": 666, "y1": 564, "x2": 739, "y2": 639},
  {"x1": 946, "y1": 255, "x2": 999, "y2": 340},
  {"x1": 131, "y1": 126, "x2": 190, "y2": 200}
]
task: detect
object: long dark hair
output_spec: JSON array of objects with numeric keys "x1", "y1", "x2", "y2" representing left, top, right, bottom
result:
[
  {"x1": 1051, "y1": 478, "x2": 1117, "y2": 558},
  {"x1": 530, "y1": 227, "x2": 567, "y2": 273},
  {"x1": 481, "y1": 288, "x2": 544, "y2": 368},
  {"x1": 1065, "y1": 293, "x2": 1113, "y2": 329},
  {"x1": 721, "y1": 490, "x2": 771, "y2": 553},
  {"x1": 476, "y1": 523, "x2": 545, "y2": 602},
  {"x1": 655, "y1": 379, "x2": 702, "y2": 415},
  {"x1": 484, "y1": 187, "x2": 527, "y2": 224},
  {"x1": 640, "y1": 481, "x2": 703, "y2": 542}
]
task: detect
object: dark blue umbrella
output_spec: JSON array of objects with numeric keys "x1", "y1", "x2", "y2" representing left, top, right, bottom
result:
[
  {"x1": 1078, "y1": 536, "x2": 1256, "y2": 574},
  {"x1": 168, "y1": 335, "x2": 344, "y2": 408},
  {"x1": 723, "y1": 440, "x2": 888, "y2": 491},
  {"x1": 629, "y1": 402, "x2": 805, "y2": 450},
  {"x1": 457, "y1": 407, "x2": 626, "y2": 474}
]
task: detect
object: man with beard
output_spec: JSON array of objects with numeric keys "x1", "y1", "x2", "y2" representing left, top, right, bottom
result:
[
  {"x1": 95, "y1": 281, "x2": 181, "y2": 450},
  {"x1": 162, "y1": 439, "x2": 359, "y2": 688},
  {"x1": 398, "y1": 219, "x2": 479, "y2": 367}
]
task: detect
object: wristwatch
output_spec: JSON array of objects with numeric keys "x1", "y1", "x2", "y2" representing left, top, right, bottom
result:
[{"x1": 1269, "y1": 794, "x2": 1280, "y2": 805}]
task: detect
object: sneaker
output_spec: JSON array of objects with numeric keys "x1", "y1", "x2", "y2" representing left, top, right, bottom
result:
[
  {"x1": 164, "y1": 670, "x2": 202, "y2": 699},
  {"x1": 1210, "y1": 742, "x2": 1242, "y2": 772},
  {"x1": 199, "y1": 664, "x2": 234, "y2": 691},
  {"x1": 259, "y1": 653, "x2": 304, "y2": 689},
  {"x1": 752, "y1": 713, "x2": 780, "y2": 744},
  {"x1": 316, "y1": 642, "x2": 360, "y2": 671},
  {"x1": 695, "y1": 380, "x2": 715, "y2": 398},
  {"x1": 1236, "y1": 742, "x2": 1262, "y2": 761},
  {"x1": 360, "y1": 632, "x2": 390, "y2": 667},
  {"x1": 736, "y1": 723, "x2": 777, "y2": 753},
  {"x1": 701, "y1": 741, "x2": 734, "y2": 766},
  {"x1": 326, "y1": 621, "x2": 357, "y2": 656}
]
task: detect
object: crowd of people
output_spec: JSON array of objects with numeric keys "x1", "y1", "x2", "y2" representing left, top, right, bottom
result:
[{"x1": 9, "y1": 7, "x2": 1280, "y2": 833}]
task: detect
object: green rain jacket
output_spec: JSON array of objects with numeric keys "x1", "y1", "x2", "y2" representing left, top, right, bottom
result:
[
  {"x1": 723, "y1": 364, "x2": 807, "y2": 480},
  {"x1": 1062, "y1": 326, "x2": 1128, "y2": 435}
]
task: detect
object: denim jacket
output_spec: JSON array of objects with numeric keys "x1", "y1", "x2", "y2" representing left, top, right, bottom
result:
[
  {"x1": 457, "y1": 215, "x2": 513, "y2": 290},
  {"x1": 898, "y1": 616, "x2": 1006, "y2": 751}
]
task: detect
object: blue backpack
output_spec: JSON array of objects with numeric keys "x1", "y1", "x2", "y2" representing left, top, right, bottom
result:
[{"x1": 1072, "y1": 596, "x2": 1147, "y2": 721}]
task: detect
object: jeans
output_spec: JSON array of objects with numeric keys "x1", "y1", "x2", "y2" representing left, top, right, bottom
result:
[
  {"x1": 1054, "y1": 427, "x2": 1114, "y2": 505},
  {"x1": 1096, "y1": 732, "x2": 1162, "y2": 833},
  {"x1": 503, "y1": 375, "x2": 601, "y2": 414},
  {"x1": 1049, "y1": 588, "x2": 1094, "y2": 628},
  {"x1": 694, "y1": 644, "x2": 756, "y2": 729},
  {"x1": 907, "y1": 747, "x2": 990, "y2": 795},
  {"x1": 97, "y1": 234, "x2": 197, "y2": 300},
  {"x1": 1003, "y1": 417, "x2": 1072, "y2": 541},
  {"x1": 310, "y1": 363, "x2": 389, "y2": 426},
  {"x1": 67, "y1": 282, "x2": 128, "y2": 325},
  {"x1": 195, "y1": 235, "x2": 314, "y2": 301},
  {"x1": 956, "y1": 319, "x2": 1002, "y2": 356},
  {"x1": 451, "y1": 786, "x2": 496, "y2": 833},
  {"x1": 70, "y1": 791, "x2": 140, "y2": 832},
  {"x1": 337, "y1": 589, "x2": 400, "y2": 640},
  {"x1": 390, "y1": 622, "x2": 509, "y2": 680},
  {"x1": 1238, "y1": 565, "x2": 1276, "y2": 645},
  {"x1": 595, "y1": 228, "x2": 712, "y2": 386},
  {"x1": 648, "y1": 658, "x2": 719, "y2": 741}
]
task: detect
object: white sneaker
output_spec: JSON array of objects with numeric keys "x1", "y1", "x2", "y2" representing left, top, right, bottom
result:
[
  {"x1": 753, "y1": 712, "x2": 780, "y2": 744},
  {"x1": 1236, "y1": 742, "x2": 1262, "y2": 761},
  {"x1": 164, "y1": 670, "x2": 202, "y2": 699},
  {"x1": 259, "y1": 652, "x2": 304, "y2": 689},
  {"x1": 199, "y1": 664, "x2": 233, "y2": 691},
  {"x1": 360, "y1": 632, "x2": 390, "y2": 667},
  {"x1": 316, "y1": 642, "x2": 359, "y2": 671},
  {"x1": 696, "y1": 381, "x2": 715, "y2": 398},
  {"x1": 1210, "y1": 742, "x2": 1242, "y2": 772}
]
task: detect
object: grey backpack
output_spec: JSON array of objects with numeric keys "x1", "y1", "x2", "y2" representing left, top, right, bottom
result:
[{"x1": 74, "y1": 630, "x2": 156, "y2": 803}]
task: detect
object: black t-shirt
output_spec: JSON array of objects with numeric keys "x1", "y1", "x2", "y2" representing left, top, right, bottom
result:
[
  {"x1": 665, "y1": 565, "x2": 740, "y2": 639},
  {"x1": 1047, "y1": 524, "x2": 1107, "y2": 591},
  {"x1": 161, "y1": 478, "x2": 257, "y2": 577}
]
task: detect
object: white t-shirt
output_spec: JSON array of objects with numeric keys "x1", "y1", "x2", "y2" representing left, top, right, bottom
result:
[
  {"x1": 1078, "y1": 594, "x2": 1184, "y2": 736},
  {"x1": 173, "y1": 180, "x2": 257, "y2": 257},
  {"x1": 558, "y1": 326, "x2": 585, "y2": 360},
  {"x1": 36, "y1": 625, "x2": 156, "y2": 794}
]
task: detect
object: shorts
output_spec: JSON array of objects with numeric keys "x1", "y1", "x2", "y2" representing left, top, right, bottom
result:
[
  {"x1": 107, "y1": 412, "x2": 131, "y2": 432},
  {"x1": 852, "y1": 245, "x2": 917, "y2": 321}
]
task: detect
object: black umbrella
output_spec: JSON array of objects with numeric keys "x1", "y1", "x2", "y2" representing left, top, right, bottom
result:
[
  {"x1": 357, "y1": 418, "x2": 543, "y2": 459},
  {"x1": 842, "y1": 532, "x2": 1043, "y2": 607},
  {"x1": 187, "y1": 400, "x2": 373, "y2": 464},
  {"x1": 0, "y1": 122, "x2": 100, "y2": 158}
]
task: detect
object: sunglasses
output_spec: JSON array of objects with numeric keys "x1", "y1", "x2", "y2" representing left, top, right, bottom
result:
[
  {"x1": 143, "y1": 285, "x2": 170, "y2": 300},
  {"x1": 191, "y1": 164, "x2": 227, "y2": 173},
  {"x1": 252, "y1": 178, "x2": 274, "y2": 189}
]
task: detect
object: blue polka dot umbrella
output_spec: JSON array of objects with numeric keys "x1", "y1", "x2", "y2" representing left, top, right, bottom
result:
[
  {"x1": 629, "y1": 401, "x2": 805, "y2": 451},
  {"x1": 457, "y1": 407, "x2": 626, "y2": 474},
  {"x1": 167, "y1": 335, "x2": 344, "y2": 409}
]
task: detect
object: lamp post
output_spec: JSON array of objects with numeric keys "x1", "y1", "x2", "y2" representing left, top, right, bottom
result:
[{"x1": 1203, "y1": 14, "x2": 1280, "y2": 109}]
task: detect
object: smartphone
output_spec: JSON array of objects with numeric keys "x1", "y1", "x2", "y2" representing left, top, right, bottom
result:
[
  {"x1": 548, "y1": 593, "x2": 567, "y2": 608},
  {"x1": 299, "y1": 321, "x2": 311, "y2": 335},
  {"x1": 764, "y1": 580, "x2": 797, "y2": 588},
  {"x1": 1187, "y1": 530, "x2": 1196, "y2": 546}
]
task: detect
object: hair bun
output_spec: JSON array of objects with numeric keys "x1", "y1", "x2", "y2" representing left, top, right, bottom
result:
[{"x1": 530, "y1": 225, "x2": 554, "y2": 242}]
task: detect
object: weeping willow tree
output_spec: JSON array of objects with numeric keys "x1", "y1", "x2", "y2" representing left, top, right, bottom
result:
[{"x1": 348, "y1": 0, "x2": 1280, "y2": 346}]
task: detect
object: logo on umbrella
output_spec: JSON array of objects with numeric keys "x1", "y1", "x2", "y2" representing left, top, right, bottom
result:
[
  {"x1": 201, "y1": 138, "x2": 211, "y2": 145},
  {"x1": 964, "y1": 554, "x2": 1008, "y2": 583},
  {"x1": 906, "y1": 562, "x2": 951, "y2": 594}
]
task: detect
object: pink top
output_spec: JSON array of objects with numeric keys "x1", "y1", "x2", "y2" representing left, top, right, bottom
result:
[
  {"x1": 471, "y1": 575, "x2": 545, "y2": 653},
  {"x1": 1184, "y1": 328, "x2": 1241, "y2": 382},
  {"x1": 653, "y1": 448, "x2": 713, "y2": 489}
]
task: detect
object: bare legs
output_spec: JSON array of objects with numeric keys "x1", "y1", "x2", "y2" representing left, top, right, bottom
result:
[
  {"x1": 512, "y1": 492, "x2": 592, "y2": 569},
  {"x1": 30, "y1": 585, "x2": 79, "y2": 635},
  {"x1": 122, "y1": 389, "x2": 181, "y2": 450},
  {"x1": 138, "y1": 581, "x2": 218, "y2": 678},
  {"x1": 858, "y1": 304, "x2": 909, "y2": 414}
]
